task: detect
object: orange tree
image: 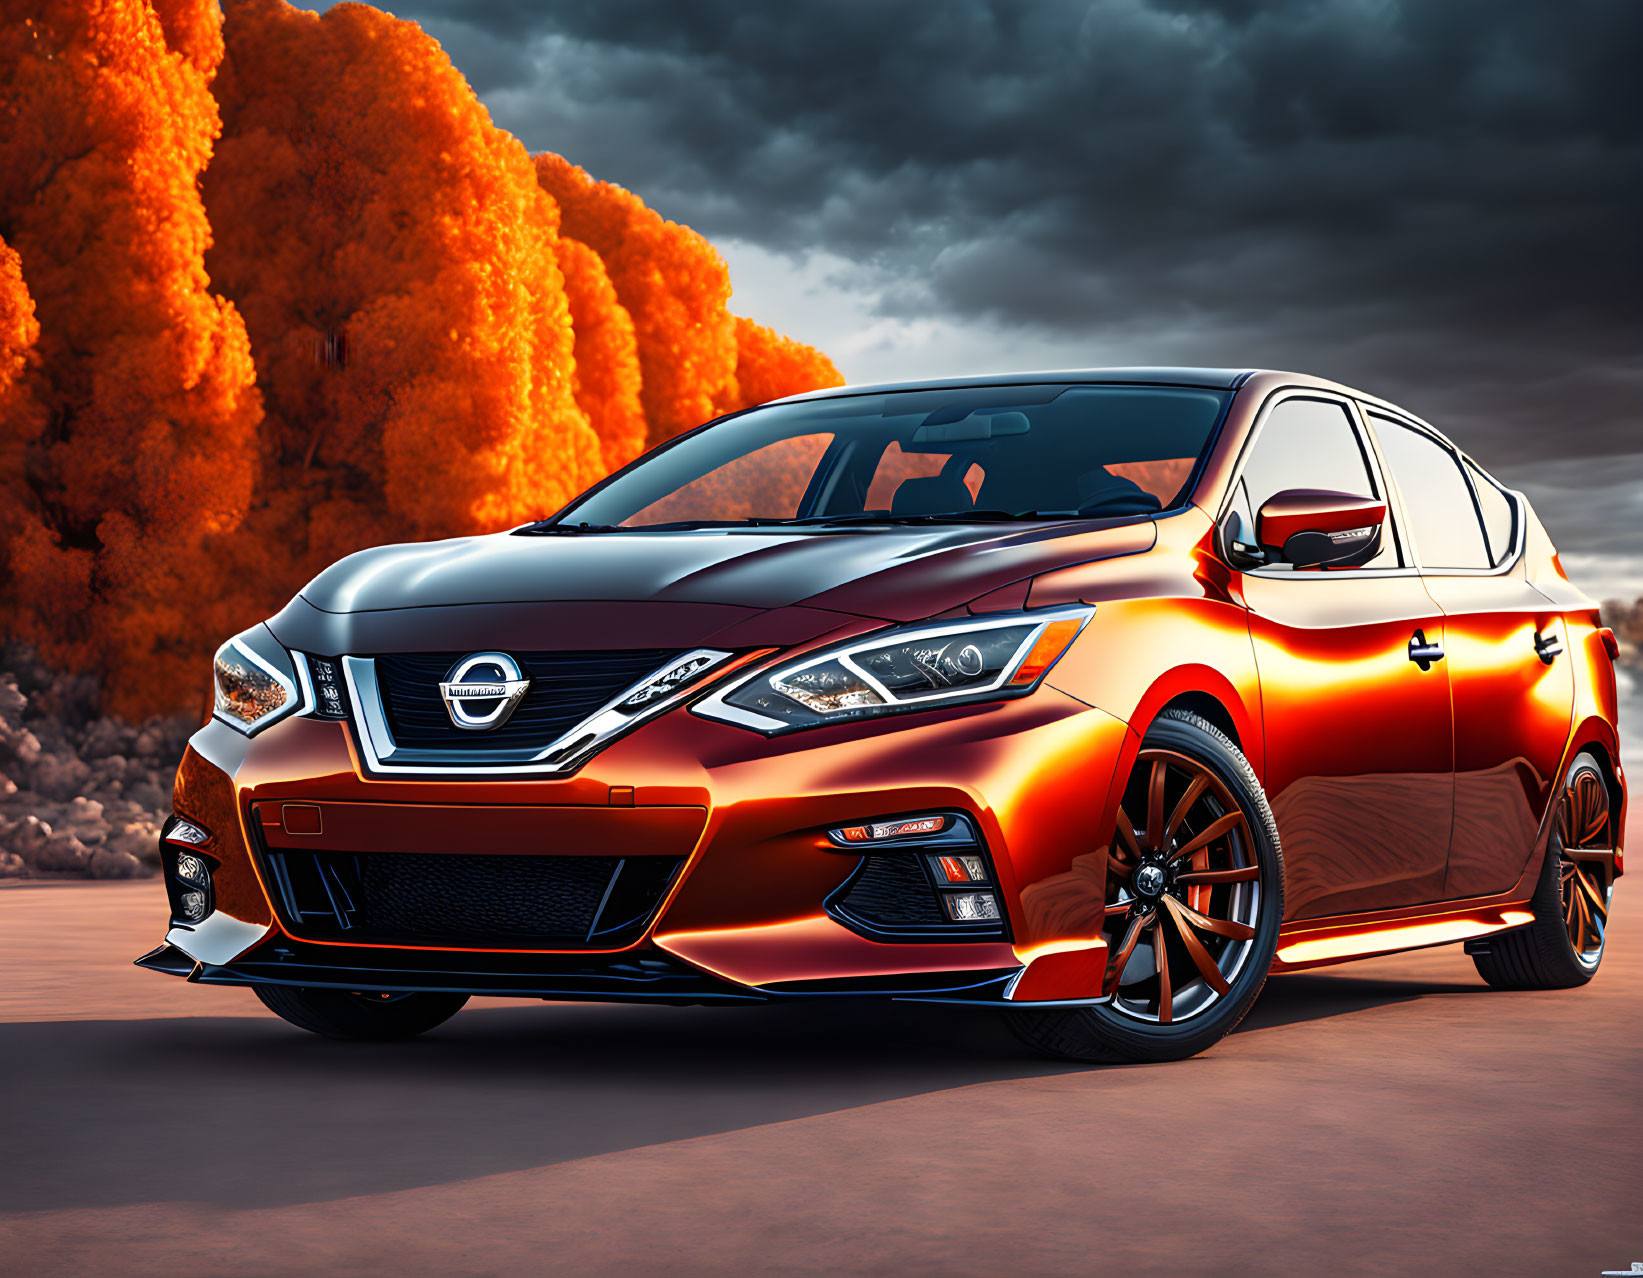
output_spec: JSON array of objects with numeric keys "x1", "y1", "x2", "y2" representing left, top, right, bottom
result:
[{"x1": 0, "y1": 0, "x2": 261, "y2": 716}]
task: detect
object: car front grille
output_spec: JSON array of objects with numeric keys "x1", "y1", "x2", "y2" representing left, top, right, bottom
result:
[
  {"x1": 372, "y1": 649, "x2": 685, "y2": 750},
  {"x1": 261, "y1": 849, "x2": 684, "y2": 949}
]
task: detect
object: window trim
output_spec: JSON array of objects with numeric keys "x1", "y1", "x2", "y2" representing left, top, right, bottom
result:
[
  {"x1": 1360, "y1": 406, "x2": 1524, "y2": 578},
  {"x1": 1460, "y1": 454, "x2": 1520, "y2": 570},
  {"x1": 1214, "y1": 387, "x2": 1416, "y2": 579}
]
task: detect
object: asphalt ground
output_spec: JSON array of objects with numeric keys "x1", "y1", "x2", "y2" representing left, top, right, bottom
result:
[{"x1": 2, "y1": 815, "x2": 1639, "y2": 1277}]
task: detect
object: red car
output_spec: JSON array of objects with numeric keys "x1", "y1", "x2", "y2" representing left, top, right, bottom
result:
[{"x1": 140, "y1": 368, "x2": 1626, "y2": 1062}]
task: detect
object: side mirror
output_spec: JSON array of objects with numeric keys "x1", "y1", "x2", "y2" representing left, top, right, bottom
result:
[{"x1": 1255, "y1": 489, "x2": 1386, "y2": 569}]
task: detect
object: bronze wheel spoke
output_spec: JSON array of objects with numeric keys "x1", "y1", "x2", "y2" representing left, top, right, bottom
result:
[
  {"x1": 1168, "y1": 811, "x2": 1246, "y2": 863},
  {"x1": 1570, "y1": 883, "x2": 1590, "y2": 950},
  {"x1": 1146, "y1": 760, "x2": 1167, "y2": 852},
  {"x1": 1579, "y1": 776, "x2": 1607, "y2": 842},
  {"x1": 1171, "y1": 897, "x2": 1256, "y2": 941},
  {"x1": 1176, "y1": 865, "x2": 1260, "y2": 886},
  {"x1": 1161, "y1": 896, "x2": 1231, "y2": 996},
  {"x1": 1112, "y1": 803, "x2": 1143, "y2": 862},
  {"x1": 1154, "y1": 915, "x2": 1173, "y2": 1024},
  {"x1": 1575, "y1": 869, "x2": 1608, "y2": 919},
  {"x1": 1164, "y1": 774, "x2": 1209, "y2": 846},
  {"x1": 1108, "y1": 854, "x2": 1135, "y2": 878},
  {"x1": 1105, "y1": 909, "x2": 1153, "y2": 993}
]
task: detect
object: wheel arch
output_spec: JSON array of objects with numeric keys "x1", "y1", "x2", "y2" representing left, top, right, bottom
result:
[
  {"x1": 1566, "y1": 716, "x2": 1627, "y2": 871},
  {"x1": 1125, "y1": 667, "x2": 1263, "y2": 781}
]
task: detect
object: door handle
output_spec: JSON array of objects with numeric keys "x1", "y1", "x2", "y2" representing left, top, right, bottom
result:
[
  {"x1": 1408, "y1": 630, "x2": 1444, "y2": 671},
  {"x1": 1534, "y1": 630, "x2": 1563, "y2": 664}
]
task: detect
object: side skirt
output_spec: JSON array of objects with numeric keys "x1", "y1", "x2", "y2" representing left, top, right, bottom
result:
[{"x1": 1273, "y1": 900, "x2": 1536, "y2": 972}]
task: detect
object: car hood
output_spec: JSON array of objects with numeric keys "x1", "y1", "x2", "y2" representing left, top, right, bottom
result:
[{"x1": 271, "y1": 519, "x2": 1157, "y2": 655}]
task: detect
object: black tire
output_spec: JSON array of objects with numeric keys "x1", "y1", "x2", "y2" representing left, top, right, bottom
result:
[
  {"x1": 1005, "y1": 708, "x2": 1284, "y2": 1064},
  {"x1": 1472, "y1": 751, "x2": 1613, "y2": 990},
  {"x1": 254, "y1": 985, "x2": 469, "y2": 1040}
]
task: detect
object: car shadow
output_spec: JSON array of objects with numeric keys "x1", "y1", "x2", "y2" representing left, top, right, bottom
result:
[
  {"x1": 1242, "y1": 970, "x2": 1487, "y2": 1032},
  {"x1": 2, "y1": 971, "x2": 1489, "y2": 1214}
]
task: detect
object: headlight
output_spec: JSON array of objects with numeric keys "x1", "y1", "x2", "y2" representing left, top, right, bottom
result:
[
  {"x1": 212, "y1": 624, "x2": 304, "y2": 735},
  {"x1": 694, "y1": 606, "x2": 1092, "y2": 733}
]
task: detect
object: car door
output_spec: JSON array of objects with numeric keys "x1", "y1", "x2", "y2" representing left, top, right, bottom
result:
[
  {"x1": 1365, "y1": 411, "x2": 1574, "y2": 900},
  {"x1": 1224, "y1": 392, "x2": 1454, "y2": 920}
]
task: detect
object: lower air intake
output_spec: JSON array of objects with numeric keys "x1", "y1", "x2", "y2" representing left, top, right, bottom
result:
[{"x1": 261, "y1": 850, "x2": 682, "y2": 949}]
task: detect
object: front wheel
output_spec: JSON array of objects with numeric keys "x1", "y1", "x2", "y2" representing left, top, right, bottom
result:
[
  {"x1": 254, "y1": 985, "x2": 469, "y2": 1040},
  {"x1": 1005, "y1": 708, "x2": 1284, "y2": 1064}
]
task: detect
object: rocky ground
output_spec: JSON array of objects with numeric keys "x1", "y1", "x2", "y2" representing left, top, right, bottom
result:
[{"x1": 0, "y1": 644, "x2": 197, "y2": 880}]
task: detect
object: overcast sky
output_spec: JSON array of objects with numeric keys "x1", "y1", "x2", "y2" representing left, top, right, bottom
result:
[{"x1": 301, "y1": 0, "x2": 1641, "y2": 598}]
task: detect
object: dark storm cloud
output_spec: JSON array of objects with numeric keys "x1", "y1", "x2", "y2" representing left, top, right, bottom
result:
[{"x1": 348, "y1": 0, "x2": 1640, "y2": 559}]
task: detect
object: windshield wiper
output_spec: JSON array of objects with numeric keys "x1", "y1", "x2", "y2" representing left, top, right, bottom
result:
[
  {"x1": 520, "y1": 521, "x2": 624, "y2": 534},
  {"x1": 524, "y1": 517, "x2": 803, "y2": 534},
  {"x1": 789, "y1": 509, "x2": 1086, "y2": 527}
]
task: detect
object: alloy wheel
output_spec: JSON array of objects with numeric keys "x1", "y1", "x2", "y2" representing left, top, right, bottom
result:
[
  {"x1": 1556, "y1": 766, "x2": 1614, "y2": 966},
  {"x1": 1102, "y1": 748, "x2": 1264, "y2": 1024}
]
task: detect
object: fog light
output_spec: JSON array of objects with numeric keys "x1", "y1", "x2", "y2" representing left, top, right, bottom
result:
[
  {"x1": 934, "y1": 854, "x2": 988, "y2": 884},
  {"x1": 942, "y1": 892, "x2": 1000, "y2": 922},
  {"x1": 175, "y1": 852, "x2": 209, "y2": 886},
  {"x1": 179, "y1": 890, "x2": 209, "y2": 922},
  {"x1": 832, "y1": 815, "x2": 949, "y2": 843},
  {"x1": 168, "y1": 819, "x2": 209, "y2": 846}
]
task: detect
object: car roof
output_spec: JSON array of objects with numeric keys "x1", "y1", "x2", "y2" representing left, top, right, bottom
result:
[{"x1": 773, "y1": 367, "x2": 1259, "y2": 403}]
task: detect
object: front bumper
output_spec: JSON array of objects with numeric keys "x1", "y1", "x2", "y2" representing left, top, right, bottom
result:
[{"x1": 145, "y1": 688, "x2": 1132, "y2": 1005}]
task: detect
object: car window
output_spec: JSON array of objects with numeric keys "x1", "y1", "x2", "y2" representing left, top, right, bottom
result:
[
  {"x1": 1370, "y1": 415, "x2": 1491, "y2": 569},
  {"x1": 863, "y1": 443, "x2": 984, "y2": 510},
  {"x1": 624, "y1": 434, "x2": 834, "y2": 526},
  {"x1": 1231, "y1": 396, "x2": 1399, "y2": 569},
  {"x1": 1465, "y1": 458, "x2": 1517, "y2": 566},
  {"x1": 562, "y1": 383, "x2": 1231, "y2": 528}
]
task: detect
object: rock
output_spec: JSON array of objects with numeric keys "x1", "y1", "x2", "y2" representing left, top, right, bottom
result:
[
  {"x1": 26, "y1": 831, "x2": 90, "y2": 873},
  {"x1": 59, "y1": 796, "x2": 109, "y2": 846},
  {"x1": 86, "y1": 846, "x2": 146, "y2": 879},
  {"x1": 29, "y1": 753, "x2": 92, "y2": 802},
  {"x1": 125, "y1": 780, "x2": 168, "y2": 811},
  {"x1": 103, "y1": 797, "x2": 145, "y2": 824},
  {"x1": 0, "y1": 771, "x2": 15, "y2": 798},
  {"x1": 7, "y1": 814, "x2": 52, "y2": 859},
  {"x1": 0, "y1": 678, "x2": 25, "y2": 726},
  {"x1": 133, "y1": 727, "x2": 165, "y2": 760},
  {"x1": 0, "y1": 724, "x2": 41, "y2": 767},
  {"x1": 27, "y1": 715, "x2": 69, "y2": 757},
  {"x1": 108, "y1": 822, "x2": 161, "y2": 865},
  {"x1": 0, "y1": 849, "x2": 24, "y2": 877},
  {"x1": 82, "y1": 717, "x2": 135, "y2": 760}
]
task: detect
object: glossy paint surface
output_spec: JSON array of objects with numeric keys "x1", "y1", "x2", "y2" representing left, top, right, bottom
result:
[
  {"x1": 1241, "y1": 572, "x2": 1452, "y2": 919},
  {"x1": 157, "y1": 367, "x2": 1625, "y2": 1002}
]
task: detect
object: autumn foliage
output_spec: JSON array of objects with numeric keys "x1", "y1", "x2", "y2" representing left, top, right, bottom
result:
[{"x1": 0, "y1": 0, "x2": 841, "y2": 717}]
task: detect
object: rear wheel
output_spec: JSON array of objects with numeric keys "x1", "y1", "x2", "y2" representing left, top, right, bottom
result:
[
  {"x1": 254, "y1": 985, "x2": 469, "y2": 1040},
  {"x1": 1472, "y1": 752, "x2": 1615, "y2": 990},
  {"x1": 1006, "y1": 709, "x2": 1284, "y2": 1063}
]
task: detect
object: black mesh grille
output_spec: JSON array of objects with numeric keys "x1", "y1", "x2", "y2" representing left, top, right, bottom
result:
[
  {"x1": 837, "y1": 856, "x2": 948, "y2": 926},
  {"x1": 373, "y1": 650, "x2": 682, "y2": 749},
  {"x1": 262, "y1": 850, "x2": 683, "y2": 949}
]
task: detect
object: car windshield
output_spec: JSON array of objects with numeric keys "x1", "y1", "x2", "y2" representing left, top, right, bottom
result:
[{"x1": 547, "y1": 383, "x2": 1232, "y2": 530}]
